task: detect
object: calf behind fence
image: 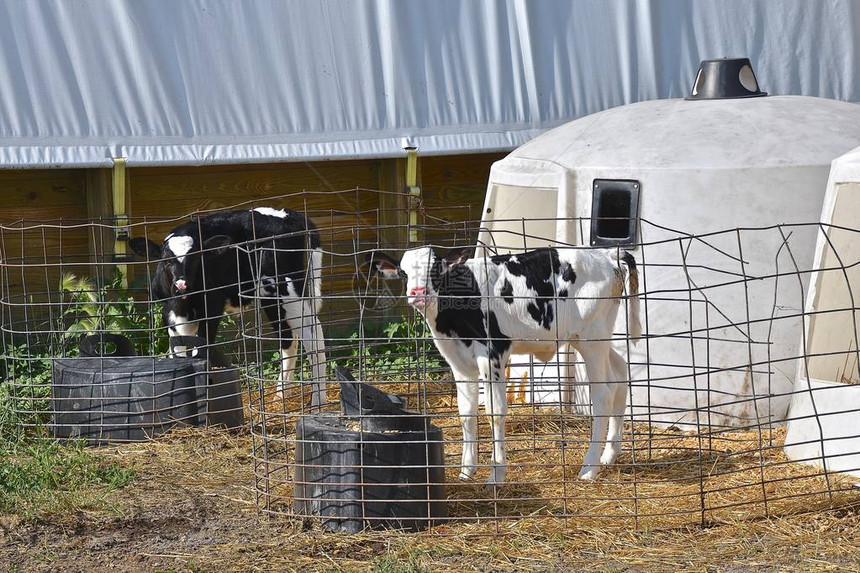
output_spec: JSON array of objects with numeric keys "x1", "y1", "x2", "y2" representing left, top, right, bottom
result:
[{"x1": 2, "y1": 189, "x2": 859, "y2": 531}]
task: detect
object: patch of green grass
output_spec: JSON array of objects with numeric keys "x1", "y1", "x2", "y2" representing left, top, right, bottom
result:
[{"x1": 0, "y1": 435, "x2": 135, "y2": 520}]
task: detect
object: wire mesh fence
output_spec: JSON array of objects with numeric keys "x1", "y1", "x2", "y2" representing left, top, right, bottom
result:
[{"x1": 2, "y1": 188, "x2": 859, "y2": 532}]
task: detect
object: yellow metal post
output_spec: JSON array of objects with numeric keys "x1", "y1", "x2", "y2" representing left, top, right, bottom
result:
[
  {"x1": 112, "y1": 157, "x2": 129, "y2": 288},
  {"x1": 405, "y1": 148, "x2": 421, "y2": 243}
]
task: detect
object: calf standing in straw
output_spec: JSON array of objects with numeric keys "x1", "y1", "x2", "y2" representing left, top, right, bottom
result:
[
  {"x1": 368, "y1": 246, "x2": 640, "y2": 484},
  {"x1": 130, "y1": 207, "x2": 327, "y2": 407}
]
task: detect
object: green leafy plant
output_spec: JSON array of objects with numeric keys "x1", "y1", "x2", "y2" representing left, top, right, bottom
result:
[
  {"x1": 60, "y1": 269, "x2": 167, "y2": 356},
  {"x1": 1, "y1": 269, "x2": 170, "y2": 433},
  {"x1": 0, "y1": 342, "x2": 54, "y2": 436},
  {"x1": 342, "y1": 315, "x2": 445, "y2": 379},
  {"x1": 245, "y1": 315, "x2": 447, "y2": 387}
]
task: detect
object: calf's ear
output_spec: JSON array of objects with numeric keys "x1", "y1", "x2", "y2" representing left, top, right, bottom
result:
[
  {"x1": 203, "y1": 235, "x2": 232, "y2": 256},
  {"x1": 365, "y1": 251, "x2": 403, "y2": 279},
  {"x1": 128, "y1": 238, "x2": 162, "y2": 260},
  {"x1": 445, "y1": 246, "x2": 472, "y2": 266}
]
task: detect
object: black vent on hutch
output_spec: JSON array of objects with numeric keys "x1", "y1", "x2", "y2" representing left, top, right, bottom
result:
[
  {"x1": 686, "y1": 57, "x2": 767, "y2": 100},
  {"x1": 590, "y1": 179, "x2": 640, "y2": 247}
]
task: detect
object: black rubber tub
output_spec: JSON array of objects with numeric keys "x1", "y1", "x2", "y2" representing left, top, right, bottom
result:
[
  {"x1": 51, "y1": 355, "x2": 206, "y2": 443},
  {"x1": 169, "y1": 335, "x2": 245, "y2": 430},
  {"x1": 50, "y1": 334, "x2": 244, "y2": 443},
  {"x1": 293, "y1": 366, "x2": 447, "y2": 533}
]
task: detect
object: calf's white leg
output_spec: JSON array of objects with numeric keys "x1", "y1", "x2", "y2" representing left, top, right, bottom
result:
[
  {"x1": 301, "y1": 317, "x2": 327, "y2": 409},
  {"x1": 455, "y1": 378, "x2": 480, "y2": 481},
  {"x1": 282, "y1": 300, "x2": 328, "y2": 409},
  {"x1": 484, "y1": 376, "x2": 508, "y2": 485},
  {"x1": 576, "y1": 343, "x2": 613, "y2": 480},
  {"x1": 600, "y1": 349, "x2": 629, "y2": 466},
  {"x1": 166, "y1": 311, "x2": 199, "y2": 357},
  {"x1": 478, "y1": 354, "x2": 508, "y2": 485},
  {"x1": 276, "y1": 335, "x2": 298, "y2": 397},
  {"x1": 558, "y1": 343, "x2": 576, "y2": 413}
]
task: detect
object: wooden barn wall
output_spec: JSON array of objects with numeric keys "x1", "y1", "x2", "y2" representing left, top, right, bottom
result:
[
  {"x1": 127, "y1": 153, "x2": 500, "y2": 238},
  {"x1": 0, "y1": 169, "x2": 90, "y2": 337},
  {"x1": 419, "y1": 154, "x2": 499, "y2": 247},
  {"x1": 0, "y1": 153, "x2": 504, "y2": 340}
]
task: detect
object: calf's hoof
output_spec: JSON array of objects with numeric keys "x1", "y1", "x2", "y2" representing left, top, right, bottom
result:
[
  {"x1": 458, "y1": 467, "x2": 477, "y2": 482},
  {"x1": 577, "y1": 465, "x2": 601, "y2": 481},
  {"x1": 600, "y1": 446, "x2": 621, "y2": 466},
  {"x1": 485, "y1": 467, "x2": 507, "y2": 486}
]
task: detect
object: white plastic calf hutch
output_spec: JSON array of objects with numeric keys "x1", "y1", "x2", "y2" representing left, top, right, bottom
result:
[
  {"x1": 784, "y1": 146, "x2": 860, "y2": 477},
  {"x1": 478, "y1": 60, "x2": 860, "y2": 429}
]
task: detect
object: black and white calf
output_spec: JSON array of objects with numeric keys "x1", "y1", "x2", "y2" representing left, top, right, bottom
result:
[
  {"x1": 369, "y1": 246, "x2": 641, "y2": 484},
  {"x1": 129, "y1": 207, "x2": 327, "y2": 407}
]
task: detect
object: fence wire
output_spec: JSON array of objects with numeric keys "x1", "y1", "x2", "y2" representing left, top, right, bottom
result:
[{"x1": 1, "y1": 188, "x2": 859, "y2": 532}]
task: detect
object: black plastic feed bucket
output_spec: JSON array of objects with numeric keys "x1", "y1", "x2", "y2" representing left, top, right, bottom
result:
[
  {"x1": 51, "y1": 355, "x2": 207, "y2": 443},
  {"x1": 50, "y1": 334, "x2": 244, "y2": 443},
  {"x1": 293, "y1": 367, "x2": 447, "y2": 533},
  {"x1": 169, "y1": 335, "x2": 245, "y2": 430}
]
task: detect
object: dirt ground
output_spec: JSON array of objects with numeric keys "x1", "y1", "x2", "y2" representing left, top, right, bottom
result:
[{"x1": 2, "y1": 427, "x2": 860, "y2": 573}]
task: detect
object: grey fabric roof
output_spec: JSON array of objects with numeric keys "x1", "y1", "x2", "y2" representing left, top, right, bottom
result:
[{"x1": 1, "y1": 0, "x2": 859, "y2": 167}]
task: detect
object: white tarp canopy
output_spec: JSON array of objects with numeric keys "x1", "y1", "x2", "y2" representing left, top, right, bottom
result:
[{"x1": 1, "y1": 0, "x2": 860, "y2": 168}]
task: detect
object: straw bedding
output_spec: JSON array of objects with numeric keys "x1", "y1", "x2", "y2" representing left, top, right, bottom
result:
[
  {"x1": 4, "y1": 423, "x2": 858, "y2": 572},
  {"x1": 252, "y1": 380, "x2": 860, "y2": 533},
  {"x1": 3, "y1": 379, "x2": 859, "y2": 571}
]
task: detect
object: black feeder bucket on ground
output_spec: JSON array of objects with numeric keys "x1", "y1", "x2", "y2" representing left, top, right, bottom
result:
[
  {"x1": 50, "y1": 334, "x2": 244, "y2": 444},
  {"x1": 169, "y1": 335, "x2": 245, "y2": 430},
  {"x1": 293, "y1": 365, "x2": 447, "y2": 533}
]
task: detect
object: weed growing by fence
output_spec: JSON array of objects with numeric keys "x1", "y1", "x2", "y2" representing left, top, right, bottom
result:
[
  {"x1": 342, "y1": 315, "x2": 445, "y2": 380},
  {"x1": 0, "y1": 343, "x2": 53, "y2": 433},
  {"x1": 1, "y1": 269, "x2": 172, "y2": 433},
  {"x1": 60, "y1": 269, "x2": 167, "y2": 357}
]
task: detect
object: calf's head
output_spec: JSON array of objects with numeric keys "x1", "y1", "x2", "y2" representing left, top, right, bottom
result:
[
  {"x1": 367, "y1": 246, "x2": 471, "y2": 314},
  {"x1": 129, "y1": 233, "x2": 232, "y2": 336}
]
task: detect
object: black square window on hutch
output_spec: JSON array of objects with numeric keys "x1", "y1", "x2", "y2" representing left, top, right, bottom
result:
[{"x1": 590, "y1": 179, "x2": 640, "y2": 247}]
